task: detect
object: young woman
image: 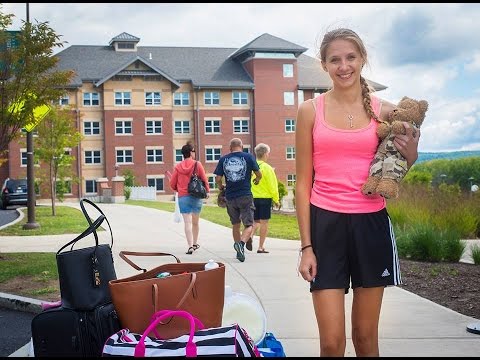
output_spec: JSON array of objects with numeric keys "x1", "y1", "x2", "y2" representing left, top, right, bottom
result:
[
  {"x1": 169, "y1": 143, "x2": 210, "y2": 254},
  {"x1": 295, "y1": 28, "x2": 421, "y2": 357}
]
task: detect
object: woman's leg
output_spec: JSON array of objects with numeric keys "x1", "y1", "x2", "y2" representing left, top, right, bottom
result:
[
  {"x1": 182, "y1": 213, "x2": 193, "y2": 247},
  {"x1": 351, "y1": 287, "x2": 384, "y2": 357},
  {"x1": 192, "y1": 212, "x2": 200, "y2": 246},
  {"x1": 258, "y1": 219, "x2": 269, "y2": 250},
  {"x1": 312, "y1": 289, "x2": 346, "y2": 356}
]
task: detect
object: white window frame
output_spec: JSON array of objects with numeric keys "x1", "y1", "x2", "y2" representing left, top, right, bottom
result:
[
  {"x1": 85, "y1": 179, "x2": 98, "y2": 194},
  {"x1": 205, "y1": 146, "x2": 222, "y2": 162},
  {"x1": 146, "y1": 147, "x2": 164, "y2": 164},
  {"x1": 232, "y1": 91, "x2": 248, "y2": 105},
  {"x1": 287, "y1": 174, "x2": 296, "y2": 187},
  {"x1": 116, "y1": 147, "x2": 134, "y2": 164},
  {"x1": 286, "y1": 146, "x2": 296, "y2": 160},
  {"x1": 173, "y1": 92, "x2": 190, "y2": 106},
  {"x1": 145, "y1": 118, "x2": 163, "y2": 135},
  {"x1": 84, "y1": 150, "x2": 102, "y2": 165},
  {"x1": 146, "y1": 175, "x2": 165, "y2": 192},
  {"x1": 174, "y1": 120, "x2": 191, "y2": 134},
  {"x1": 145, "y1": 91, "x2": 161, "y2": 106},
  {"x1": 83, "y1": 92, "x2": 99, "y2": 106},
  {"x1": 84, "y1": 120, "x2": 101, "y2": 136},
  {"x1": 284, "y1": 91, "x2": 295, "y2": 106},
  {"x1": 204, "y1": 91, "x2": 220, "y2": 106},
  {"x1": 174, "y1": 149, "x2": 183, "y2": 162},
  {"x1": 283, "y1": 63, "x2": 294, "y2": 77},
  {"x1": 297, "y1": 90, "x2": 304, "y2": 105},
  {"x1": 114, "y1": 91, "x2": 131, "y2": 106},
  {"x1": 207, "y1": 175, "x2": 218, "y2": 189},
  {"x1": 233, "y1": 118, "x2": 249, "y2": 134},
  {"x1": 204, "y1": 118, "x2": 221, "y2": 134},
  {"x1": 115, "y1": 119, "x2": 133, "y2": 135},
  {"x1": 285, "y1": 119, "x2": 296, "y2": 133},
  {"x1": 58, "y1": 95, "x2": 69, "y2": 106},
  {"x1": 20, "y1": 148, "x2": 27, "y2": 167}
]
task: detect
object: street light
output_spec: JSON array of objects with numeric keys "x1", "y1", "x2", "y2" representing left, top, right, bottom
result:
[{"x1": 468, "y1": 177, "x2": 475, "y2": 198}]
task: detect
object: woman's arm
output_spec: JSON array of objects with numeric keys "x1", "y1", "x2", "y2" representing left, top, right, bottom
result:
[{"x1": 295, "y1": 100, "x2": 316, "y2": 282}]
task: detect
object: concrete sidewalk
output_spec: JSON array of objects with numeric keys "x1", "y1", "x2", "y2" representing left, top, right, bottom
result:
[{"x1": 1, "y1": 202, "x2": 480, "y2": 357}]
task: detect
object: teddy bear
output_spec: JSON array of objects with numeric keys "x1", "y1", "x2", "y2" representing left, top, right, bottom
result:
[{"x1": 361, "y1": 96, "x2": 429, "y2": 199}]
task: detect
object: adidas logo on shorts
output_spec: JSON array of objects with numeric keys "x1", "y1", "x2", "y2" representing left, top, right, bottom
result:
[{"x1": 381, "y1": 268, "x2": 390, "y2": 277}]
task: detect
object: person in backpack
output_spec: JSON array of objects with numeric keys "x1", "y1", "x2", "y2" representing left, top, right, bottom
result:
[{"x1": 170, "y1": 143, "x2": 210, "y2": 254}]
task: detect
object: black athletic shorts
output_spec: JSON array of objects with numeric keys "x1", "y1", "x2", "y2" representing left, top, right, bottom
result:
[
  {"x1": 254, "y1": 198, "x2": 272, "y2": 220},
  {"x1": 309, "y1": 204, "x2": 402, "y2": 294}
]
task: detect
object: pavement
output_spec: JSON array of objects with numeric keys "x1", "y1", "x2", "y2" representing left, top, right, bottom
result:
[{"x1": 1, "y1": 202, "x2": 480, "y2": 357}]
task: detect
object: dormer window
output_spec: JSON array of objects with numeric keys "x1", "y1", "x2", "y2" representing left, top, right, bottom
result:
[
  {"x1": 118, "y1": 42, "x2": 135, "y2": 50},
  {"x1": 109, "y1": 32, "x2": 140, "y2": 52}
]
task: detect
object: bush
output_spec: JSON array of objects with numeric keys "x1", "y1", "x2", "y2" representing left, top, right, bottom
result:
[
  {"x1": 124, "y1": 187, "x2": 131, "y2": 200},
  {"x1": 470, "y1": 243, "x2": 480, "y2": 265}
]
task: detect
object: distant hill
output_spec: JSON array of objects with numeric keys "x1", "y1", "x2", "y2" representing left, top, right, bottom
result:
[{"x1": 417, "y1": 150, "x2": 480, "y2": 163}]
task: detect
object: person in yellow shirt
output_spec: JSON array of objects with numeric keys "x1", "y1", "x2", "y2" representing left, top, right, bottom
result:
[{"x1": 250, "y1": 143, "x2": 279, "y2": 253}]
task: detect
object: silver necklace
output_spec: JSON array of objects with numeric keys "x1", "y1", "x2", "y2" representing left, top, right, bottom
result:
[{"x1": 347, "y1": 115, "x2": 354, "y2": 128}]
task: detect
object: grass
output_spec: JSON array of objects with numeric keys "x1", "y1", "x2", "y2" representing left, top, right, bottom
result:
[
  {"x1": 0, "y1": 252, "x2": 58, "y2": 282},
  {"x1": 0, "y1": 205, "x2": 96, "y2": 236}
]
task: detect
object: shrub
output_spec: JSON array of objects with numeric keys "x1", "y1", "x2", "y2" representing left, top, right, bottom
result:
[
  {"x1": 470, "y1": 243, "x2": 480, "y2": 265},
  {"x1": 401, "y1": 223, "x2": 443, "y2": 262},
  {"x1": 440, "y1": 229, "x2": 466, "y2": 262},
  {"x1": 124, "y1": 187, "x2": 131, "y2": 200}
]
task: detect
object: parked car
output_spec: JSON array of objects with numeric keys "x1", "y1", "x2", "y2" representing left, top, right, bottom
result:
[{"x1": 1, "y1": 178, "x2": 29, "y2": 210}]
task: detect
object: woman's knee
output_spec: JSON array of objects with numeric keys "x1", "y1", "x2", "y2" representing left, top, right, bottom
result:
[
  {"x1": 320, "y1": 335, "x2": 346, "y2": 356},
  {"x1": 351, "y1": 327, "x2": 378, "y2": 355}
]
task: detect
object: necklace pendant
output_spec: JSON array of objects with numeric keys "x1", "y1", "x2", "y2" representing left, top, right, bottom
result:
[{"x1": 348, "y1": 115, "x2": 354, "y2": 128}]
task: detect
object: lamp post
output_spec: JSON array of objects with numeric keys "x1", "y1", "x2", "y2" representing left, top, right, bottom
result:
[
  {"x1": 22, "y1": 2, "x2": 39, "y2": 230},
  {"x1": 468, "y1": 177, "x2": 475, "y2": 197},
  {"x1": 440, "y1": 174, "x2": 447, "y2": 183}
]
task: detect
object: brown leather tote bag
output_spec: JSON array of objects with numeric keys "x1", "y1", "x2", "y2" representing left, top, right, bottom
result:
[{"x1": 109, "y1": 251, "x2": 225, "y2": 339}]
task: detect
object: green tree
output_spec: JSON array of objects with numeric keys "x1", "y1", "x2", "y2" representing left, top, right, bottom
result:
[
  {"x1": 277, "y1": 181, "x2": 288, "y2": 210},
  {"x1": 34, "y1": 106, "x2": 83, "y2": 215},
  {"x1": 0, "y1": 6, "x2": 74, "y2": 161}
]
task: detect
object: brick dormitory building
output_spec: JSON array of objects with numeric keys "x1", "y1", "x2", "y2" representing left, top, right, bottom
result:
[{"x1": 0, "y1": 32, "x2": 386, "y2": 201}]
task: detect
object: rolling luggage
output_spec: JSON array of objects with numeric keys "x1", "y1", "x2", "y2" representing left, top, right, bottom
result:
[{"x1": 31, "y1": 302, "x2": 120, "y2": 357}]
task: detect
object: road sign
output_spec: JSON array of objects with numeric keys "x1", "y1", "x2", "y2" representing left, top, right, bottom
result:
[{"x1": 8, "y1": 93, "x2": 52, "y2": 132}]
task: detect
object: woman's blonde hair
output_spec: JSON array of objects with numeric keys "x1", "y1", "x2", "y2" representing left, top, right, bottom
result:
[{"x1": 317, "y1": 28, "x2": 381, "y2": 123}]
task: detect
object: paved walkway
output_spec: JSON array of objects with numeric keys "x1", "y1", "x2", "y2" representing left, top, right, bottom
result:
[{"x1": 1, "y1": 202, "x2": 480, "y2": 357}]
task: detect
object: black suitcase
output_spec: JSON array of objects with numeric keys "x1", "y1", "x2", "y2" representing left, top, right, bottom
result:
[{"x1": 31, "y1": 302, "x2": 121, "y2": 357}]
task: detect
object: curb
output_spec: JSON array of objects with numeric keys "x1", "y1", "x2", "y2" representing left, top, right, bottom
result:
[{"x1": 0, "y1": 292, "x2": 43, "y2": 314}]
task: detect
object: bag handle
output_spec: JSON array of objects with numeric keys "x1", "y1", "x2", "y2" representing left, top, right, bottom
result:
[
  {"x1": 152, "y1": 272, "x2": 197, "y2": 320},
  {"x1": 192, "y1": 161, "x2": 198, "y2": 176},
  {"x1": 119, "y1": 251, "x2": 181, "y2": 273},
  {"x1": 56, "y1": 214, "x2": 106, "y2": 255},
  {"x1": 149, "y1": 308, "x2": 204, "y2": 340},
  {"x1": 79, "y1": 198, "x2": 114, "y2": 250},
  {"x1": 134, "y1": 309, "x2": 202, "y2": 357}
]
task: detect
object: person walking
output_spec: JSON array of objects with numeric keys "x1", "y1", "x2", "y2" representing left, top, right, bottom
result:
[
  {"x1": 250, "y1": 143, "x2": 279, "y2": 253},
  {"x1": 169, "y1": 143, "x2": 210, "y2": 254},
  {"x1": 295, "y1": 28, "x2": 421, "y2": 357},
  {"x1": 214, "y1": 138, "x2": 262, "y2": 262}
]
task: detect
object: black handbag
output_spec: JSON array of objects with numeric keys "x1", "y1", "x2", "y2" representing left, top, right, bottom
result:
[
  {"x1": 56, "y1": 198, "x2": 116, "y2": 311},
  {"x1": 188, "y1": 161, "x2": 207, "y2": 199}
]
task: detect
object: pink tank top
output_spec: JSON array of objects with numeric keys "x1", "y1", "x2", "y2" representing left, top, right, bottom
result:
[{"x1": 310, "y1": 93, "x2": 386, "y2": 213}]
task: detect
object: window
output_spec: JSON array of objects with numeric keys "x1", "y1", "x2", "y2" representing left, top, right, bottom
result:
[
  {"x1": 242, "y1": 145, "x2": 251, "y2": 153},
  {"x1": 174, "y1": 120, "x2": 190, "y2": 134},
  {"x1": 84, "y1": 121, "x2": 100, "y2": 135},
  {"x1": 286, "y1": 146, "x2": 295, "y2": 160},
  {"x1": 21, "y1": 150, "x2": 27, "y2": 167},
  {"x1": 284, "y1": 92, "x2": 295, "y2": 106},
  {"x1": 118, "y1": 42, "x2": 135, "y2": 49},
  {"x1": 145, "y1": 119, "x2": 162, "y2": 134},
  {"x1": 115, "y1": 91, "x2": 131, "y2": 106},
  {"x1": 58, "y1": 95, "x2": 69, "y2": 106},
  {"x1": 115, "y1": 120, "x2": 132, "y2": 135},
  {"x1": 283, "y1": 64, "x2": 294, "y2": 77},
  {"x1": 232, "y1": 91, "x2": 248, "y2": 105},
  {"x1": 147, "y1": 177, "x2": 164, "y2": 192},
  {"x1": 116, "y1": 149, "x2": 133, "y2": 163},
  {"x1": 297, "y1": 90, "x2": 304, "y2": 105},
  {"x1": 175, "y1": 149, "x2": 183, "y2": 162},
  {"x1": 285, "y1": 119, "x2": 296, "y2": 132},
  {"x1": 205, "y1": 119, "x2": 221, "y2": 134},
  {"x1": 146, "y1": 148, "x2": 163, "y2": 163},
  {"x1": 83, "y1": 92, "x2": 99, "y2": 106},
  {"x1": 85, "y1": 180, "x2": 97, "y2": 194},
  {"x1": 204, "y1": 92, "x2": 219, "y2": 105},
  {"x1": 174, "y1": 92, "x2": 190, "y2": 106},
  {"x1": 205, "y1": 147, "x2": 222, "y2": 162},
  {"x1": 287, "y1": 174, "x2": 296, "y2": 187},
  {"x1": 84, "y1": 150, "x2": 101, "y2": 164},
  {"x1": 233, "y1": 119, "x2": 249, "y2": 133},
  {"x1": 145, "y1": 92, "x2": 161, "y2": 106},
  {"x1": 207, "y1": 176, "x2": 217, "y2": 189},
  {"x1": 314, "y1": 91, "x2": 322, "y2": 98}
]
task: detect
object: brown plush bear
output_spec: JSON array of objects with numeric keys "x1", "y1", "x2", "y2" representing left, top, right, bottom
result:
[{"x1": 361, "y1": 96, "x2": 429, "y2": 199}]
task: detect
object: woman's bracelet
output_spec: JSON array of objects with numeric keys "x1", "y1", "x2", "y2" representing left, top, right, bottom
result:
[{"x1": 300, "y1": 244, "x2": 313, "y2": 253}]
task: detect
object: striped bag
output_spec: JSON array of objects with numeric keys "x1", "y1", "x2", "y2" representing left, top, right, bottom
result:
[{"x1": 102, "y1": 310, "x2": 260, "y2": 357}]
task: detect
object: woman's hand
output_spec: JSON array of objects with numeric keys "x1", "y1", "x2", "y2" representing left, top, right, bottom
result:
[
  {"x1": 298, "y1": 248, "x2": 317, "y2": 282},
  {"x1": 394, "y1": 122, "x2": 420, "y2": 169}
]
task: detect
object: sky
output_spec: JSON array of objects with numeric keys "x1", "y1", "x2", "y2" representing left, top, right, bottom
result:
[{"x1": 2, "y1": 3, "x2": 480, "y2": 153}]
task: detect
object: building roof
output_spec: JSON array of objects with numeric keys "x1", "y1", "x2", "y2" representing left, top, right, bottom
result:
[
  {"x1": 108, "y1": 32, "x2": 140, "y2": 45},
  {"x1": 54, "y1": 32, "x2": 387, "y2": 92}
]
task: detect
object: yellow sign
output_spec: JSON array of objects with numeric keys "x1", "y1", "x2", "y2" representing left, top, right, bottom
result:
[{"x1": 8, "y1": 94, "x2": 51, "y2": 132}]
